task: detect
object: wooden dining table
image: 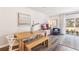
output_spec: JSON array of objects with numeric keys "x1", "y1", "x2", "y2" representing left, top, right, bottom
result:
[
  {"x1": 14, "y1": 31, "x2": 40, "y2": 51},
  {"x1": 14, "y1": 31, "x2": 48, "y2": 51}
]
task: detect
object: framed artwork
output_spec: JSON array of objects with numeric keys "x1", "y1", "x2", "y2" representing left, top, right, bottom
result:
[{"x1": 18, "y1": 13, "x2": 31, "y2": 25}]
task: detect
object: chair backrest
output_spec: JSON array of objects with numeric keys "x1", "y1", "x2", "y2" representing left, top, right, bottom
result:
[
  {"x1": 6, "y1": 34, "x2": 19, "y2": 51},
  {"x1": 6, "y1": 34, "x2": 15, "y2": 45},
  {"x1": 6, "y1": 34, "x2": 17, "y2": 51}
]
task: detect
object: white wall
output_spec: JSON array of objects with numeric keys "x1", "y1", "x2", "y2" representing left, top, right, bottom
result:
[
  {"x1": 50, "y1": 15, "x2": 66, "y2": 34},
  {"x1": 0, "y1": 7, "x2": 48, "y2": 48},
  {"x1": 65, "y1": 13, "x2": 79, "y2": 19},
  {"x1": 50, "y1": 16, "x2": 60, "y2": 28},
  {"x1": 59, "y1": 15, "x2": 66, "y2": 34}
]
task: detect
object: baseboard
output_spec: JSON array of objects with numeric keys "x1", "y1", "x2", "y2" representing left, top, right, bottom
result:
[{"x1": 0, "y1": 44, "x2": 8, "y2": 48}]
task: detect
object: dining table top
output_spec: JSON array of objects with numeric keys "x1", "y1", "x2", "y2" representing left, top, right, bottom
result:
[{"x1": 14, "y1": 31, "x2": 40, "y2": 39}]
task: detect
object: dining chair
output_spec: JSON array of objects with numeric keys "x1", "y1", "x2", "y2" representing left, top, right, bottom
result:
[{"x1": 6, "y1": 34, "x2": 19, "y2": 51}]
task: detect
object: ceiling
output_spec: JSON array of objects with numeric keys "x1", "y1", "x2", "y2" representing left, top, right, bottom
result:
[{"x1": 29, "y1": 7, "x2": 79, "y2": 17}]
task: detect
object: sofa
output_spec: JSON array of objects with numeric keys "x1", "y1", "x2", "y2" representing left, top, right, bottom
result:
[{"x1": 50, "y1": 28, "x2": 60, "y2": 35}]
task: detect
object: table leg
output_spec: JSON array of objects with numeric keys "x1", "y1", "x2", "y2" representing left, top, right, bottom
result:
[
  {"x1": 19, "y1": 40, "x2": 22, "y2": 51},
  {"x1": 27, "y1": 48, "x2": 31, "y2": 51},
  {"x1": 19, "y1": 40, "x2": 24, "y2": 51},
  {"x1": 45, "y1": 40, "x2": 48, "y2": 47},
  {"x1": 41, "y1": 40, "x2": 48, "y2": 47},
  {"x1": 21, "y1": 42, "x2": 24, "y2": 51},
  {"x1": 41, "y1": 42, "x2": 45, "y2": 46}
]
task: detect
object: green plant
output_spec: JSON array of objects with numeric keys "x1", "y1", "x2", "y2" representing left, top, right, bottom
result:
[
  {"x1": 66, "y1": 29, "x2": 69, "y2": 34},
  {"x1": 76, "y1": 31, "x2": 79, "y2": 36},
  {"x1": 70, "y1": 30, "x2": 75, "y2": 35}
]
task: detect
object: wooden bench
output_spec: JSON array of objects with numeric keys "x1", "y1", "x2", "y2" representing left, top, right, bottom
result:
[{"x1": 25, "y1": 36, "x2": 48, "y2": 51}]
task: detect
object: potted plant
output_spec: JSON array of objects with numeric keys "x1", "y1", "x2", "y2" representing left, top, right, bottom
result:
[
  {"x1": 76, "y1": 31, "x2": 79, "y2": 36},
  {"x1": 66, "y1": 29, "x2": 69, "y2": 34}
]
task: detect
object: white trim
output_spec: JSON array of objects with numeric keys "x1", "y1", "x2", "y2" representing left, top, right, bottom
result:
[{"x1": 0, "y1": 44, "x2": 8, "y2": 48}]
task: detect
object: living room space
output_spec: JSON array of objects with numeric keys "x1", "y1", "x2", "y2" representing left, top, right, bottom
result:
[{"x1": 0, "y1": 7, "x2": 79, "y2": 51}]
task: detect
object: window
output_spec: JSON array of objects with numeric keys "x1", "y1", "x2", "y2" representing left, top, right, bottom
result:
[
  {"x1": 75, "y1": 18, "x2": 79, "y2": 27},
  {"x1": 66, "y1": 18, "x2": 74, "y2": 27},
  {"x1": 66, "y1": 18, "x2": 79, "y2": 36}
]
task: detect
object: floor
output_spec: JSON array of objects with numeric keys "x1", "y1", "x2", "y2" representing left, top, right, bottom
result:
[
  {"x1": 58, "y1": 35, "x2": 79, "y2": 51},
  {"x1": 55, "y1": 44, "x2": 76, "y2": 51},
  {"x1": 0, "y1": 46, "x2": 9, "y2": 51},
  {"x1": 0, "y1": 34, "x2": 79, "y2": 51},
  {"x1": 32, "y1": 34, "x2": 79, "y2": 51},
  {"x1": 36, "y1": 34, "x2": 79, "y2": 51}
]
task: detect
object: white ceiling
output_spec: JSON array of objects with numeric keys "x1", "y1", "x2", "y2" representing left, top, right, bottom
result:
[{"x1": 29, "y1": 7, "x2": 79, "y2": 16}]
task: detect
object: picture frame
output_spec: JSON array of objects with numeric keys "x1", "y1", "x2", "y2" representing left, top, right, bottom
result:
[{"x1": 18, "y1": 13, "x2": 31, "y2": 25}]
